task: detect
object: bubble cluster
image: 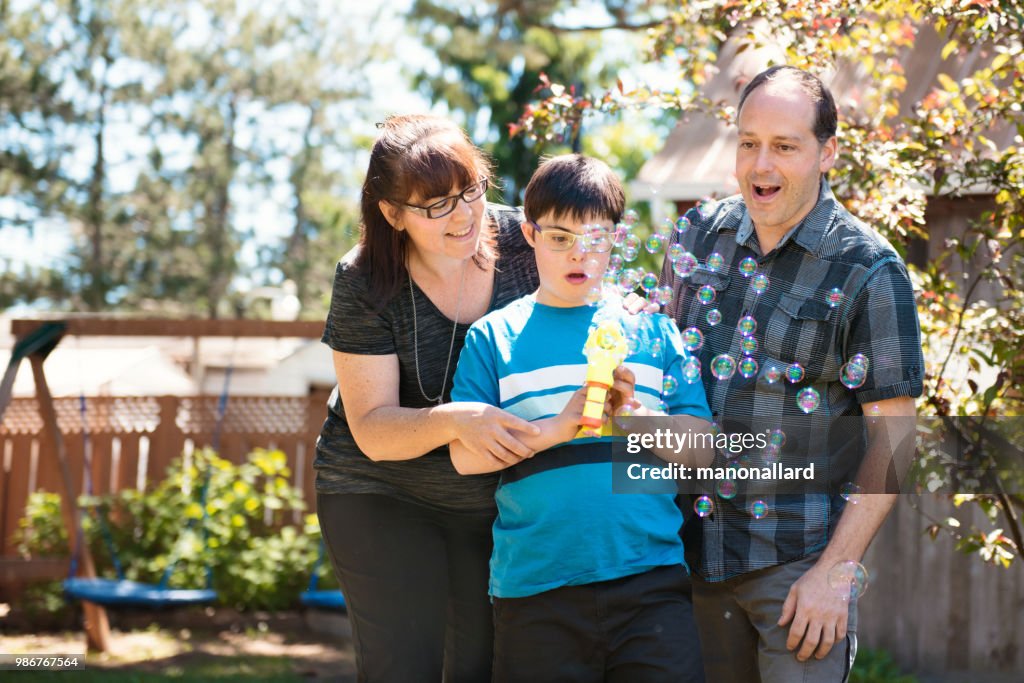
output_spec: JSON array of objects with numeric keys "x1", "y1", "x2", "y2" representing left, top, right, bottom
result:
[
  {"x1": 749, "y1": 499, "x2": 769, "y2": 519},
  {"x1": 694, "y1": 495, "x2": 715, "y2": 518},
  {"x1": 827, "y1": 560, "x2": 869, "y2": 600}
]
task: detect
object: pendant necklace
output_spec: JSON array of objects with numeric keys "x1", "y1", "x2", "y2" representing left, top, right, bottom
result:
[{"x1": 409, "y1": 260, "x2": 468, "y2": 404}]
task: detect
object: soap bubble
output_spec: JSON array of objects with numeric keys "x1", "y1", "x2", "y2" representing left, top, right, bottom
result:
[
  {"x1": 840, "y1": 361, "x2": 867, "y2": 389},
  {"x1": 584, "y1": 286, "x2": 603, "y2": 306},
  {"x1": 715, "y1": 479, "x2": 737, "y2": 499},
  {"x1": 827, "y1": 287, "x2": 844, "y2": 308},
  {"x1": 740, "y1": 335, "x2": 758, "y2": 356},
  {"x1": 694, "y1": 495, "x2": 715, "y2": 518},
  {"x1": 827, "y1": 560, "x2": 869, "y2": 600},
  {"x1": 641, "y1": 272, "x2": 659, "y2": 292},
  {"x1": 706, "y1": 309, "x2": 722, "y2": 326},
  {"x1": 797, "y1": 387, "x2": 821, "y2": 414},
  {"x1": 697, "y1": 285, "x2": 716, "y2": 305},
  {"x1": 668, "y1": 244, "x2": 686, "y2": 263},
  {"x1": 710, "y1": 354, "x2": 737, "y2": 380},
  {"x1": 749, "y1": 499, "x2": 769, "y2": 519},
  {"x1": 673, "y1": 252, "x2": 698, "y2": 278},
  {"x1": 840, "y1": 482, "x2": 864, "y2": 504},
  {"x1": 764, "y1": 364, "x2": 782, "y2": 384},
  {"x1": 657, "y1": 219, "x2": 674, "y2": 238},
  {"x1": 654, "y1": 286, "x2": 673, "y2": 306},
  {"x1": 737, "y1": 315, "x2": 757, "y2": 335},
  {"x1": 622, "y1": 209, "x2": 639, "y2": 225},
  {"x1": 682, "y1": 327, "x2": 705, "y2": 352},
  {"x1": 621, "y1": 246, "x2": 639, "y2": 262},
  {"x1": 785, "y1": 363, "x2": 805, "y2": 384},
  {"x1": 769, "y1": 429, "x2": 786, "y2": 447},
  {"x1": 739, "y1": 257, "x2": 758, "y2": 277},
  {"x1": 649, "y1": 338, "x2": 664, "y2": 357},
  {"x1": 682, "y1": 357, "x2": 702, "y2": 384},
  {"x1": 645, "y1": 234, "x2": 666, "y2": 254},
  {"x1": 739, "y1": 356, "x2": 759, "y2": 378},
  {"x1": 608, "y1": 254, "x2": 624, "y2": 273},
  {"x1": 662, "y1": 375, "x2": 679, "y2": 397},
  {"x1": 675, "y1": 215, "x2": 691, "y2": 234},
  {"x1": 750, "y1": 273, "x2": 769, "y2": 294},
  {"x1": 706, "y1": 253, "x2": 725, "y2": 272}
]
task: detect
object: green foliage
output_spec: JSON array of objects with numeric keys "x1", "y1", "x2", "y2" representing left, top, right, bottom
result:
[
  {"x1": 16, "y1": 448, "x2": 335, "y2": 613},
  {"x1": 850, "y1": 647, "x2": 919, "y2": 683},
  {"x1": 512, "y1": 0, "x2": 1024, "y2": 569}
]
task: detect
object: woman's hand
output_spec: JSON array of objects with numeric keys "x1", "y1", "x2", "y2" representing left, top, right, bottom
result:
[{"x1": 447, "y1": 402, "x2": 540, "y2": 467}]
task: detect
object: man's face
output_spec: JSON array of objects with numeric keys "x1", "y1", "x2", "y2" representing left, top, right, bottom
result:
[{"x1": 735, "y1": 82, "x2": 837, "y2": 239}]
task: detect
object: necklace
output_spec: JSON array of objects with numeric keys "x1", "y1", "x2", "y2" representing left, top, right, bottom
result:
[{"x1": 409, "y1": 260, "x2": 468, "y2": 405}]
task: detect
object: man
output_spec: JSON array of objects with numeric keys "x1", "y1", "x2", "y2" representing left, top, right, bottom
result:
[{"x1": 661, "y1": 66, "x2": 923, "y2": 682}]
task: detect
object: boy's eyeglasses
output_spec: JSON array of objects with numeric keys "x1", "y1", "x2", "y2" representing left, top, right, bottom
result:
[
  {"x1": 530, "y1": 222, "x2": 614, "y2": 253},
  {"x1": 401, "y1": 178, "x2": 488, "y2": 219}
]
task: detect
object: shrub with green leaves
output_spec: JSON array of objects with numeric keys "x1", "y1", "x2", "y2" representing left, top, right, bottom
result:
[{"x1": 16, "y1": 447, "x2": 337, "y2": 613}]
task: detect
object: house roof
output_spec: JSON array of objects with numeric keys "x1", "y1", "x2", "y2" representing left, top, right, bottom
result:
[{"x1": 634, "y1": 22, "x2": 1014, "y2": 202}]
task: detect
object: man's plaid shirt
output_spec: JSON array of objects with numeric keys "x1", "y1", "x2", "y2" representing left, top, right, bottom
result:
[{"x1": 661, "y1": 180, "x2": 924, "y2": 582}]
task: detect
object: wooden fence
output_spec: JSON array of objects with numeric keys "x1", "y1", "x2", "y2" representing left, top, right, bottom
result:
[
  {"x1": 0, "y1": 393, "x2": 327, "y2": 568},
  {"x1": 860, "y1": 494, "x2": 1024, "y2": 675}
]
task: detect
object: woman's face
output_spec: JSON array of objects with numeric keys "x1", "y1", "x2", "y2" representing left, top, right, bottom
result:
[{"x1": 382, "y1": 175, "x2": 488, "y2": 264}]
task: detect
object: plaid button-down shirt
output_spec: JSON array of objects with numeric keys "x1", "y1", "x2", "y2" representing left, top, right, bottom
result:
[{"x1": 662, "y1": 180, "x2": 924, "y2": 581}]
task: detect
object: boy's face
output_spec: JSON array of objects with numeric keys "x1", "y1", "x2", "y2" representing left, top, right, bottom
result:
[{"x1": 521, "y1": 212, "x2": 615, "y2": 308}]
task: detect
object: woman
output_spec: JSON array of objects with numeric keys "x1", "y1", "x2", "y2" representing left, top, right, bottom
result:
[{"x1": 315, "y1": 114, "x2": 540, "y2": 682}]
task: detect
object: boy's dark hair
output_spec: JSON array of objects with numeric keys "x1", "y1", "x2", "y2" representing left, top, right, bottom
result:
[
  {"x1": 523, "y1": 154, "x2": 625, "y2": 224},
  {"x1": 737, "y1": 65, "x2": 838, "y2": 144}
]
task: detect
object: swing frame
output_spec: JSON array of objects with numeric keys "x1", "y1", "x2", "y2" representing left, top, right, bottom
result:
[{"x1": 0, "y1": 317, "x2": 322, "y2": 651}]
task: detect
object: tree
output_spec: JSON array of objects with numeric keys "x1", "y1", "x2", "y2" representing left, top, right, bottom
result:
[{"x1": 513, "y1": 0, "x2": 1024, "y2": 568}]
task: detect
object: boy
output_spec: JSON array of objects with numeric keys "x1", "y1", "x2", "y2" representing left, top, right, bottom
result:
[{"x1": 450, "y1": 154, "x2": 712, "y2": 682}]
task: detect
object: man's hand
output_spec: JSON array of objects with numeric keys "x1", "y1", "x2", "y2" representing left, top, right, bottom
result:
[
  {"x1": 778, "y1": 563, "x2": 850, "y2": 661},
  {"x1": 622, "y1": 292, "x2": 660, "y2": 315}
]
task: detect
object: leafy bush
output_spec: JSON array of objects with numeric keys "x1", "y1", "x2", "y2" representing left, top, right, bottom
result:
[
  {"x1": 16, "y1": 447, "x2": 337, "y2": 613},
  {"x1": 850, "y1": 647, "x2": 919, "y2": 683}
]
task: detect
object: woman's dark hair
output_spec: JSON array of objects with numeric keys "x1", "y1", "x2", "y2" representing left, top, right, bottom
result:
[
  {"x1": 357, "y1": 114, "x2": 495, "y2": 303},
  {"x1": 737, "y1": 65, "x2": 838, "y2": 144}
]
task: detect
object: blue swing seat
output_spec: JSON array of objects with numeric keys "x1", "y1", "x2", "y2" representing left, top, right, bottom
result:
[
  {"x1": 300, "y1": 589, "x2": 347, "y2": 611},
  {"x1": 64, "y1": 577, "x2": 217, "y2": 609}
]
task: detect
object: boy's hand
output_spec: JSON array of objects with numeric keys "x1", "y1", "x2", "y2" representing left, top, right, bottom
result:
[{"x1": 609, "y1": 365, "x2": 638, "y2": 414}]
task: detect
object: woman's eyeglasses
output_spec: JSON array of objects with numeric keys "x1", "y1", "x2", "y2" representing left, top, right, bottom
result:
[
  {"x1": 401, "y1": 178, "x2": 488, "y2": 219},
  {"x1": 530, "y1": 222, "x2": 614, "y2": 253}
]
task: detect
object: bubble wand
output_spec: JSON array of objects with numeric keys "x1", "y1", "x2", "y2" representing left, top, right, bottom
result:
[{"x1": 577, "y1": 320, "x2": 629, "y2": 438}]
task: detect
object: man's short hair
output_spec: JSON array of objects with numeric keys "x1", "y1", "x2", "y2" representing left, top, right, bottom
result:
[
  {"x1": 737, "y1": 65, "x2": 838, "y2": 144},
  {"x1": 523, "y1": 154, "x2": 625, "y2": 225}
]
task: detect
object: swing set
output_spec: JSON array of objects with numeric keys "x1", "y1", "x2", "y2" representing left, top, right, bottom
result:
[{"x1": 0, "y1": 317, "x2": 342, "y2": 651}]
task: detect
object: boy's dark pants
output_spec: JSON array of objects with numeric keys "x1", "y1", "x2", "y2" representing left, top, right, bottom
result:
[{"x1": 492, "y1": 564, "x2": 705, "y2": 683}]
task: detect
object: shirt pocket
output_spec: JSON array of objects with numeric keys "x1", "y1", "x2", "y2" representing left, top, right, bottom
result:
[
  {"x1": 761, "y1": 292, "x2": 837, "y2": 382},
  {"x1": 680, "y1": 268, "x2": 731, "y2": 326}
]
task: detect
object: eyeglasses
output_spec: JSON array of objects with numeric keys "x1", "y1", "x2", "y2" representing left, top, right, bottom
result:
[
  {"x1": 529, "y1": 222, "x2": 614, "y2": 253},
  {"x1": 401, "y1": 178, "x2": 488, "y2": 219}
]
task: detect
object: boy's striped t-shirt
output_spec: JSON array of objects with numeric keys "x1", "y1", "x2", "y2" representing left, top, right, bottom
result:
[{"x1": 451, "y1": 294, "x2": 711, "y2": 598}]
